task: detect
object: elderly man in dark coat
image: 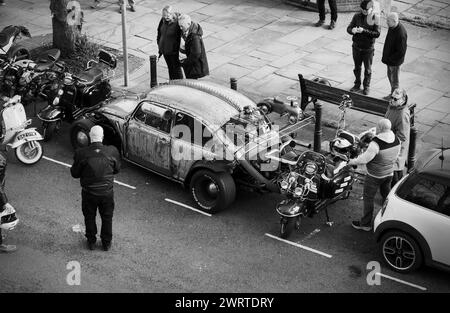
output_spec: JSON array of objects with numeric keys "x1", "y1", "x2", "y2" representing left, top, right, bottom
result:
[
  {"x1": 382, "y1": 12, "x2": 408, "y2": 98},
  {"x1": 178, "y1": 14, "x2": 209, "y2": 79}
]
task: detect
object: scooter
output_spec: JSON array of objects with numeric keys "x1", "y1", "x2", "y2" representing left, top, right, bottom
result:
[
  {"x1": 0, "y1": 95, "x2": 43, "y2": 165},
  {"x1": 0, "y1": 25, "x2": 31, "y2": 62},
  {"x1": 272, "y1": 94, "x2": 373, "y2": 238},
  {"x1": 37, "y1": 49, "x2": 116, "y2": 141},
  {"x1": 1, "y1": 49, "x2": 62, "y2": 101}
]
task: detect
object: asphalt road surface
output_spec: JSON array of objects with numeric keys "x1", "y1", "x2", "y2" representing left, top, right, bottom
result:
[{"x1": 0, "y1": 108, "x2": 449, "y2": 293}]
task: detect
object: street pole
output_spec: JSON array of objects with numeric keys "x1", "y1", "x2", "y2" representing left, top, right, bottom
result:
[{"x1": 121, "y1": 3, "x2": 129, "y2": 87}]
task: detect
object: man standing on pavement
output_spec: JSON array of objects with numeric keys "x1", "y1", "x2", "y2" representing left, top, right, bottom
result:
[
  {"x1": 178, "y1": 14, "x2": 209, "y2": 79},
  {"x1": 348, "y1": 118, "x2": 400, "y2": 231},
  {"x1": 385, "y1": 88, "x2": 410, "y2": 187},
  {"x1": 347, "y1": 0, "x2": 380, "y2": 95},
  {"x1": 315, "y1": 0, "x2": 338, "y2": 30},
  {"x1": 157, "y1": 6, "x2": 183, "y2": 80},
  {"x1": 382, "y1": 12, "x2": 407, "y2": 98},
  {"x1": 0, "y1": 146, "x2": 17, "y2": 253},
  {"x1": 71, "y1": 126, "x2": 120, "y2": 251}
]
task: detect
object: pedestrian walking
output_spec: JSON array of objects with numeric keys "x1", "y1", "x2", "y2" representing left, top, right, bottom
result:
[
  {"x1": 178, "y1": 14, "x2": 209, "y2": 79},
  {"x1": 70, "y1": 126, "x2": 120, "y2": 251},
  {"x1": 0, "y1": 146, "x2": 17, "y2": 253},
  {"x1": 385, "y1": 88, "x2": 410, "y2": 187},
  {"x1": 347, "y1": 0, "x2": 380, "y2": 95},
  {"x1": 315, "y1": 0, "x2": 338, "y2": 30},
  {"x1": 382, "y1": 12, "x2": 407, "y2": 98},
  {"x1": 157, "y1": 5, "x2": 183, "y2": 80},
  {"x1": 348, "y1": 118, "x2": 400, "y2": 231}
]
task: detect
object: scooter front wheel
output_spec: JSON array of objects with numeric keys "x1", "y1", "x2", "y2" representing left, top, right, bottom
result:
[
  {"x1": 280, "y1": 217, "x2": 291, "y2": 239},
  {"x1": 15, "y1": 141, "x2": 43, "y2": 165},
  {"x1": 42, "y1": 122, "x2": 56, "y2": 142}
]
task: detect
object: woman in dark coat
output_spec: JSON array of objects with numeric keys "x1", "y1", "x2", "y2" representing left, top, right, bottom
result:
[{"x1": 178, "y1": 14, "x2": 209, "y2": 79}]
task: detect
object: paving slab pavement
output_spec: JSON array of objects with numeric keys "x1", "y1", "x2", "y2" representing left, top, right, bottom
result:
[{"x1": 1, "y1": 0, "x2": 449, "y2": 154}]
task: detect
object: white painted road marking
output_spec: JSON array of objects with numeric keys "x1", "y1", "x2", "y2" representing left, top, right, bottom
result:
[
  {"x1": 42, "y1": 156, "x2": 137, "y2": 190},
  {"x1": 265, "y1": 233, "x2": 333, "y2": 258},
  {"x1": 376, "y1": 272, "x2": 427, "y2": 291},
  {"x1": 165, "y1": 198, "x2": 212, "y2": 217}
]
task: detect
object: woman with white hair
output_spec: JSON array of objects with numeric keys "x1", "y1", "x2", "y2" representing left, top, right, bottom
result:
[
  {"x1": 178, "y1": 14, "x2": 209, "y2": 79},
  {"x1": 348, "y1": 118, "x2": 401, "y2": 231}
]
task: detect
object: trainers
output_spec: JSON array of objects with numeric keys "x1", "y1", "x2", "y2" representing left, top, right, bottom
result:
[
  {"x1": 102, "y1": 242, "x2": 111, "y2": 251},
  {"x1": 0, "y1": 244, "x2": 17, "y2": 253},
  {"x1": 351, "y1": 221, "x2": 372, "y2": 232},
  {"x1": 350, "y1": 85, "x2": 360, "y2": 92},
  {"x1": 315, "y1": 20, "x2": 325, "y2": 27},
  {"x1": 328, "y1": 20, "x2": 336, "y2": 30},
  {"x1": 130, "y1": 5, "x2": 136, "y2": 12},
  {"x1": 363, "y1": 87, "x2": 370, "y2": 95}
]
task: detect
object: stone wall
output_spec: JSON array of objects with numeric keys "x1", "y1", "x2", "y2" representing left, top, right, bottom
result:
[{"x1": 284, "y1": 0, "x2": 362, "y2": 12}]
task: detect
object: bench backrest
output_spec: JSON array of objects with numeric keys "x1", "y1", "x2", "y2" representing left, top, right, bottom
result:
[{"x1": 299, "y1": 74, "x2": 415, "y2": 121}]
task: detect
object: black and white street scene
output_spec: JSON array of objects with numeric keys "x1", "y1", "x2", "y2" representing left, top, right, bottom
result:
[{"x1": 0, "y1": 0, "x2": 449, "y2": 298}]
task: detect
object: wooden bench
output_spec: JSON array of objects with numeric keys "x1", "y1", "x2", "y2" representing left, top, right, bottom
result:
[{"x1": 298, "y1": 74, "x2": 418, "y2": 170}]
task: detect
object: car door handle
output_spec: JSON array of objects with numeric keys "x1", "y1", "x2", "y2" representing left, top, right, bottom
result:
[{"x1": 160, "y1": 138, "x2": 169, "y2": 144}]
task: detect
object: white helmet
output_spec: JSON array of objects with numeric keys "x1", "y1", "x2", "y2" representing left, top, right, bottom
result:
[{"x1": 0, "y1": 205, "x2": 19, "y2": 231}]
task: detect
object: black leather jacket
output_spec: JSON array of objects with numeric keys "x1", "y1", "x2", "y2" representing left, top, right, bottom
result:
[
  {"x1": 347, "y1": 13, "x2": 380, "y2": 50},
  {"x1": 0, "y1": 148, "x2": 8, "y2": 208},
  {"x1": 71, "y1": 142, "x2": 121, "y2": 196}
]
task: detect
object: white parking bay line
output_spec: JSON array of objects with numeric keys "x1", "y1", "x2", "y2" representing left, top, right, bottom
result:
[
  {"x1": 376, "y1": 273, "x2": 427, "y2": 291},
  {"x1": 265, "y1": 233, "x2": 332, "y2": 259},
  {"x1": 42, "y1": 156, "x2": 136, "y2": 190},
  {"x1": 165, "y1": 198, "x2": 212, "y2": 217}
]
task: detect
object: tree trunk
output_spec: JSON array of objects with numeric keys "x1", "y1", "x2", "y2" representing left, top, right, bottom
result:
[{"x1": 50, "y1": 0, "x2": 82, "y2": 57}]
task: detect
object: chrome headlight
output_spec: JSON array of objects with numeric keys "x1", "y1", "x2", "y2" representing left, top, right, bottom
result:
[
  {"x1": 304, "y1": 162, "x2": 317, "y2": 175},
  {"x1": 280, "y1": 180, "x2": 289, "y2": 190},
  {"x1": 294, "y1": 187, "x2": 303, "y2": 197}
]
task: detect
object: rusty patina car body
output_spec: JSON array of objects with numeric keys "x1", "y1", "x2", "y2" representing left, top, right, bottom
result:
[{"x1": 70, "y1": 79, "x2": 313, "y2": 213}]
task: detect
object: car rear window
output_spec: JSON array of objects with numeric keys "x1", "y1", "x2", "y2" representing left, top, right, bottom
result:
[{"x1": 397, "y1": 173, "x2": 450, "y2": 216}]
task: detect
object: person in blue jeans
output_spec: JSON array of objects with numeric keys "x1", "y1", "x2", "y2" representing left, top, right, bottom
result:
[{"x1": 348, "y1": 119, "x2": 401, "y2": 231}]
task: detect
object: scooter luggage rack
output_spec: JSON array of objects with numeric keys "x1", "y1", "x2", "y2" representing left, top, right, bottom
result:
[
  {"x1": 4, "y1": 119, "x2": 31, "y2": 132},
  {"x1": 240, "y1": 115, "x2": 315, "y2": 157}
]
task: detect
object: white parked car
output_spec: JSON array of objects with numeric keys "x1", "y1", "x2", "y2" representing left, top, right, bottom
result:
[{"x1": 374, "y1": 148, "x2": 450, "y2": 273}]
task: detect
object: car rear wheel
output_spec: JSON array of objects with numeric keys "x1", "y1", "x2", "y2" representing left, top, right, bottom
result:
[
  {"x1": 189, "y1": 170, "x2": 236, "y2": 214},
  {"x1": 379, "y1": 230, "x2": 423, "y2": 273}
]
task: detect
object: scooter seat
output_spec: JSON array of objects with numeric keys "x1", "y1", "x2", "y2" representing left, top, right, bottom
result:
[
  {"x1": 75, "y1": 67, "x2": 103, "y2": 85},
  {"x1": 36, "y1": 49, "x2": 60, "y2": 63},
  {"x1": 0, "y1": 26, "x2": 16, "y2": 48}
]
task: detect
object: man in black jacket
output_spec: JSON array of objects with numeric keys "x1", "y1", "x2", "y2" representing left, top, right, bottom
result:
[
  {"x1": 178, "y1": 14, "x2": 209, "y2": 79},
  {"x1": 71, "y1": 126, "x2": 120, "y2": 251},
  {"x1": 347, "y1": 0, "x2": 380, "y2": 95},
  {"x1": 157, "y1": 5, "x2": 183, "y2": 80},
  {"x1": 382, "y1": 12, "x2": 407, "y2": 98},
  {"x1": 0, "y1": 147, "x2": 17, "y2": 253}
]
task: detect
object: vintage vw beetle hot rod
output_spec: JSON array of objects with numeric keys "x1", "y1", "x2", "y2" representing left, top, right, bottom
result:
[{"x1": 70, "y1": 80, "x2": 313, "y2": 213}]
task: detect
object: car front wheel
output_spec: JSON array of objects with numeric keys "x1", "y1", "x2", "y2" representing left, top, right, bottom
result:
[
  {"x1": 379, "y1": 230, "x2": 423, "y2": 273},
  {"x1": 189, "y1": 170, "x2": 236, "y2": 214}
]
